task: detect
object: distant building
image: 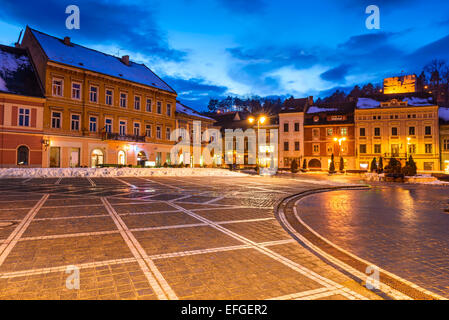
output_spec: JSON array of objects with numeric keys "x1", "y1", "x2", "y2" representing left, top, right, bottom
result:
[
  {"x1": 175, "y1": 101, "x2": 216, "y2": 166},
  {"x1": 278, "y1": 97, "x2": 312, "y2": 169},
  {"x1": 0, "y1": 44, "x2": 45, "y2": 168},
  {"x1": 439, "y1": 107, "x2": 449, "y2": 173},
  {"x1": 21, "y1": 27, "x2": 177, "y2": 168},
  {"x1": 383, "y1": 75, "x2": 417, "y2": 94},
  {"x1": 355, "y1": 95, "x2": 440, "y2": 171},
  {"x1": 303, "y1": 103, "x2": 356, "y2": 171}
]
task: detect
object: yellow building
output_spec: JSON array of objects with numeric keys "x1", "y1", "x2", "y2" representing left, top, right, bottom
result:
[
  {"x1": 21, "y1": 27, "x2": 176, "y2": 168},
  {"x1": 356, "y1": 97, "x2": 440, "y2": 172},
  {"x1": 383, "y1": 75, "x2": 417, "y2": 94},
  {"x1": 440, "y1": 108, "x2": 449, "y2": 173}
]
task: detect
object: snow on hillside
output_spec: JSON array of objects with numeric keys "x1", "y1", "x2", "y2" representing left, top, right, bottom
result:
[
  {"x1": 0, "y1": 49, "x2": 30, "y2": 93},
  {"x1": 0, "y1": 168, "x2": 248, "y2": 178},
  {"x1": 440, "y1": 107, "x2": 449, "y2": 122},
  {"x1": 404, "y1": 97, "x2": 433, "y2": 106}
]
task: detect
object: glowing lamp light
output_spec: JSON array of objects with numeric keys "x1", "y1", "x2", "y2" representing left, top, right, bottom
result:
[
  {"x1": 259, "y1": 116, "x2": 266, "y2": 124},
  {"x1": 248, "y1": 117, "x2": 255, "y2": 124}
]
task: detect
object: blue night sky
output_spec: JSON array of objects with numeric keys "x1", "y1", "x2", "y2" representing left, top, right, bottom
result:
[{"x1": 1, "y1": 0, "x2": 449, "y2": 110}]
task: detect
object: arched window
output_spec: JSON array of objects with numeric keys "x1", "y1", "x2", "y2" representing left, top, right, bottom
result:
[
  {"x1": 308, "y1": 159, "x2": 322, "y2": 169},
  {"x1": 17, "y1": 146, "x2": 29, "y2": 165},
  {"x1": 118, "y1": 150, "x2": 126, "y2": 165},
  {"x1": 91, "y1": 149, "x2": 104, "y2": 168}
]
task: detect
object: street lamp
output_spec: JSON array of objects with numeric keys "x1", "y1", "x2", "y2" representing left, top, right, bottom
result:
[
  {"x1": 333, "y1": 137, "x2": 347, "y2": 156},
  {"x1": 249, "y1": 115, "x2": 267, "y2": 166}
]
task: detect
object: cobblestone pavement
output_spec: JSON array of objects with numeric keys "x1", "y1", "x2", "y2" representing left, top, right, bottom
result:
[
  {"x1": 0, "y1": 175, "x2": 382, "y2": 300},
  {"x1": 297, "y1": 184, "x2": 449, "y2": 298}
]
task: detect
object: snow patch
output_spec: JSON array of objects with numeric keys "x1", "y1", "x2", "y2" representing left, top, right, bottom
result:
[
  {"x1": 0, "y1": 50, "x2": 31, "y2": 93},
  {"x1": 357, "y1": 98, "x2": 381, "y2": 109},
  {"x1": 307, "y1": 106, "x2": 338, "y2": 114},
  {"x1": 176, "y1": 102, "x2": 214, "y2": 121},
  {"x1": 403, "y1": 97, "x2": 433, "y2": 106},
  {"x1": 0, "y1": 168, "x2": 248, "y2": 178},
  {"x1": 440, "y1": 107, "x2": 449, "y2": 122}
]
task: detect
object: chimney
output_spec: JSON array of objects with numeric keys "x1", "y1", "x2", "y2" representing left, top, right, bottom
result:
[
  {"x1": 63, "y1": 36, "x2": 71, "y2": 46},
  {"x1": 121, "y1": 55, "x2": 130, "y2": 66},
  {"x1": 308, "y1": 96, "x2": 314, "y2": 106}
]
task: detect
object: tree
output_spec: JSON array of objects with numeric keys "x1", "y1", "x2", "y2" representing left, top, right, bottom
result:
[
  {"x1": 378, "y1": 157, "x2": 384, "y2": 173},
  {"x1": 302, "y1": 159, "x2": 307, "y2": 171},
  {"x1": 329, "y1": 154, "x2": 336, "y2": 174},
  {"x1": 207, "y1": 99, "x2": 219, "y2": 112},
  {"x1": 385, "y1": 157, "x2": 402, "y2": 174},
  {"x1": 370, "y1": 158, "x2": 378, "y2": 173},
  {"x1": 291, "y1": 159, "x2": 299, "y2": 173},
  {"x1": 402, "y1": 155, "x2": 417, "y2": 176},
  {"x1": 339, "y1": 156, "x2": 345, "y2": 172}
]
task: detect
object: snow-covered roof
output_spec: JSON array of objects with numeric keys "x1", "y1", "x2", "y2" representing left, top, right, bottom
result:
[
  {"x1": 30, "y1": 28, "x2": 175, "y2": 94},
  {"x1": 357, "y1": 98, "x2": 381, "y2": 109},
  {"x1": 176, "y1": 102, "x2": 215, "y2": 121},
  {"x1": 306, "y1": 106, "x2": 338, "y2": 114},
  {"x1": 357, "y1": 97, "x2": 434, "y2": 109},
  {"x1": 403, "y1": 97, "x2": 433, "y2": 106},
  {"x1": 440, "y1": 107, "x2": 449, "y2": 122},
  {"x1": 0, "y1": 44, "x2": 43, "y2": 97}
]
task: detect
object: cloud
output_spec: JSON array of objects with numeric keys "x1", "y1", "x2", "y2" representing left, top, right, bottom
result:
[
  {"x1": 164, "y1": 76, "x2": 229, "y2": 110},
  {"x1": 0, "y1": 0, "x2": 186, "y2": 61},
  {"x1": 320, "y1": 64, "x2": 351, "y2": 82},
  {"x1": 408, "y1": 34, "x2": 449, "y2": 66}
]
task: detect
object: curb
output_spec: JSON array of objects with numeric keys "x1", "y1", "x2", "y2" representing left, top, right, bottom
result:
[{"x1": 274, "y1": 186, "x2": 446, "y2": 301}]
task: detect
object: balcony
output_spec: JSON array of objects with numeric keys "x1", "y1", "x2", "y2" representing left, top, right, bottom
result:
[{"x1": 102, "y1": 132, "x2": 146, "y2": 142}]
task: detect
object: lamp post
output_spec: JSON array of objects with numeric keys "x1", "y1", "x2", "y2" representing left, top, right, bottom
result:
[
  {"x1": 333, "y1": 137, "x2": 347, "y2": 157},
  {"x1": 249, "y1": 115, "x2": 267, "y2": 166}
]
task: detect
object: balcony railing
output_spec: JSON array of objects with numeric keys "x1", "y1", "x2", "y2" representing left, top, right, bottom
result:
[
  {"x1": 383, "y1": 153, "x2": 408, "y2": 159},
  {"x1": 102, "y1": 132, "x2": 146, "y2": 142}
]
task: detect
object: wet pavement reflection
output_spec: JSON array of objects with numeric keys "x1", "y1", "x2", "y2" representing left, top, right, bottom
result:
[{"x1": 298, "y1": 184, "x2": 449, "y2": 298}]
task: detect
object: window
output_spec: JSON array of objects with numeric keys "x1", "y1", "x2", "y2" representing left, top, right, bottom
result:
[
  {"x1": 283, "y1": 123, "x2": 289, "y2": 132},
  {"x1": 89, "y1": 86, "x2": 98, "y2": 103},
  {"x1": 425, "y1": 144, "x2": 433, "y2": 154},
  {"x1": 72, "y1": 82, "x2": 81, "y2": 100},
  {"x1": 167, "y1": 103, "x2": 171, "y2": 116},
  {"x1": 119, "y1": 121, "x2": 127, "y2": 136},
  {"x1": 312, "y1": 128, "x2": 320, "y2": 138},
  {"x1": 341, "y1": 128, "x2": 348, "y2": 136},
  {"x1": 105, "y1": 89, "x2": 113, "y2": 105},
  {"x1": 120, "y1": 93, "x2": 127, "y2": 108},
  {"x1": 17, "y1": 146, "x2": 29, "y2": 165},
  {"x1": 18, "y1": 108, "x2": 30, "y2": 127},
  {"x1": 374, "y1": 144, "x2": 381, "y2": 154},
  {"x1": 391, "y1": 127, "x2": 398, "y2": 136},
  {"x1": 133, "y1": 122, "x2": 140, "y2": 136},
  {"x1": 89, "y1": 117, "x2": 97, "y2": 132},
  {"x1": 408, "y1": 144, "x2": 416, "y2": 154},
  {"x1": 146, "y1": 99, "x2": 152, "y2": 112},
  {"x1": 295, "y1": 141, "x2": 300, "y2": 151},
  {"x1": 156, "y1": 126, "x2": 162, "y2": 139},
  {"x1": 391, "y1": 144, "x2": 399, "y2": 156},
  {"x1": 145, "y1": 124, "x2": 152, "y2": 137},
  {"x1": 444, "y1": 139, "x2": 449, "y2": 151},
  {"x1": 157, "y1": 101, "x2": 162, "y2": 114},
  {"x1": 166, "y1": 127, "x2": 171, "y2": 140},
  {"x1": 313, "y1": 144, "x2": 320, "y2": 154},
  {"x1": 294, "y1": 123, "x2": 300, "y2": 132},
  {"x1": 52, "y1": 79, "x2": 63, "y2": 96},
  {"x1": 327, "y1": 128, "x2": 333, "y2": 136},
  {"x1": 409, "y1": 127, "x2": 415, "y2": 136},
  {"x1": 327, "y1": 144, "x2": 333, "y2": 155},
  {"x1": 134, "y1": 96, "x2": 141, "y2": 110},
  {"x1": 71, "y1": 114, "x2": 80, "y2": 131},
  {"x1": 359, "y1": 128, "x2": 366, "y2": 137},
  {"x1": 284, "y1": 141, "x2": 289, "y2": 151},
  {"x1": 425, "y1": 126, "x2": 432, "y2": 135},
  {"x1": 51, "y1": 112, "x2": 61, "y2": 129},
  {"x1": 105, "y1": 118, "x2": 112, "y2": 133},
  {"x1": 359, "y1": 144, "x2": 367, "y2": 154},
  {"x1": 374, "y1": 128, "x2": 380, "y2": 137}
]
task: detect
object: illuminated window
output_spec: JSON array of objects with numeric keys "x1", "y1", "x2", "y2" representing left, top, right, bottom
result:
[
  {"x1": 52, "y1": 79, "x2": 63, "y2": 96},
  {"x1": 327, "y1": 128, "x2": 333, "y2": 136},
  {"x1": 341, "y1": 128, "x2": 348, "y2": 136}
]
